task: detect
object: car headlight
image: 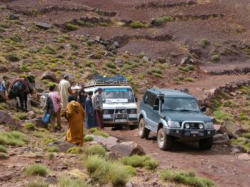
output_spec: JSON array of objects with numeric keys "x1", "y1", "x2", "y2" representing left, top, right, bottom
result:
[
  {"x1": 168, "y1": 121, "x2": 181, "y2": 128},
  {"x1": 185, "y1": 123, "x2": 190, "y2": 129},
  {"x1": 205, "y1": 122, "x2": 213, "y2": 129},
  {"x1": 199, "y1": 124, "x2": 204, "y2": 129}
]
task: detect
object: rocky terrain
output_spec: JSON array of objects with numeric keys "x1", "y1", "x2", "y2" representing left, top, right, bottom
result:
[{"x1": 0, "y1": 0, "x2": 250, "y2": 186}]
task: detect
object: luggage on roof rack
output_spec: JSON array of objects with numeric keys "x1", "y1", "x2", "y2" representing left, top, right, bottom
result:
[{"x1": 84, "y1": 75, "x2": 128, "y2": 87}]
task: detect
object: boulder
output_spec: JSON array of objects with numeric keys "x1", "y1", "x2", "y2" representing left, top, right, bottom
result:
[
  {"x1": 231, "y1": 145, "x2": 245, "y2": 154},
  {"x1": 88, "y1": 135, "x2": 118, "y2": 150},
  {"x1": 0, "y1": 66, "x2": 8, "y2": 73},
  {"x1": 237, "y1": 153, "x2": 250, "y2": 161},
  {"x1": 180, "y1": 56, "x2": 190, "y2": 65},
  {"x1": 8, "y1": 14, "x2": 19, "y2": 20},
  {"x1": 35, "y1": 22, "x2": 52, "y2": 29},
  {"x1": 48, "y1": 141, "x2": 75, "y2": 152},
  {"x1": 213, "y1": 133, "x2": 230, "y2": 144},
  {"x1": 0, "y1": 110, "x2": 20, "y2": 129},
  {"x1": 41, "y1": 71, "x2": 57, "y2": 82},
  {"x1": 32, "y1": 118, "x2": 47, "y2": 128},
  {"x1": 110, "y1": 141, "x2": 145, "y2": 157},
  {"x1": 27, "y1": 111, "x2": 36, "y2": 119}
]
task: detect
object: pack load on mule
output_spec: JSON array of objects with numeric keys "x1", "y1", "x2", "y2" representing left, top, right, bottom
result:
[{"x1": 8, "y1": 75, "x2": 35, "y2": 111}]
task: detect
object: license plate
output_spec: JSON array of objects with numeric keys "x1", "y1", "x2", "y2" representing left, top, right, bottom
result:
[{"x1": 191, "y1": 130, "x2": 199, "y2": 134}]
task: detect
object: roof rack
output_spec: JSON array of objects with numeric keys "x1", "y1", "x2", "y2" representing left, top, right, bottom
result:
[{"x1": 84, "y1": 75, "x2": 129, "y2": 88}]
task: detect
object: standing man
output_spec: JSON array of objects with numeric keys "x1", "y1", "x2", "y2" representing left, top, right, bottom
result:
[
  {"x1": 0, "y1": 76, "x2": 9, "y2": 99},
  {"x1": 85, "y1": 91, "x2": 95, "y2": 129},
  {"x1": 58, "y1": 75, "x2": 72, "y2": 111},
  {"x1": 78, "y1": 88, "x2": 87, "y2": 110},
  {"x1": 48, "y1": 84, "x2": 62, "y2": 131},
  {"x1": 93, "y1": 88, "x2": 104, "y2": 129}
]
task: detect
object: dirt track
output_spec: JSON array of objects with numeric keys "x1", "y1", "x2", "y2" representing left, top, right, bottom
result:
[{"x1": 106, "y1": 128, "x2": 250, "y2": 187}]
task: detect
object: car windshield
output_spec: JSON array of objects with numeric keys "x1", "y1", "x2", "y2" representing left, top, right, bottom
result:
[
  {"x1": 162, "y1": 97, "x2": 200, "y2": 112},
  {"x1": 102, "y1": 88, "x2": 135, "y2": 103}
]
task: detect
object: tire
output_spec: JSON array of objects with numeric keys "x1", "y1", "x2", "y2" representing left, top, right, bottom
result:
[
  {"x1": 157, "y1": 128, "x2": 173, "y2": 150},
  {"x1": 138, "y1": 118, "x2": 150, "y2": 139},
  {"x1": 199, "y1": 137, "x2": 213, "y2": 150}
]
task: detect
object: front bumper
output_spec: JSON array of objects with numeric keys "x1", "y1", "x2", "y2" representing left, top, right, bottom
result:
[
  {"x1": 103, "y1": 113, "x2": 138, "y2": 126},
  {"x1": 165, "y1": 128, "x2": 215, "y2": 140}
]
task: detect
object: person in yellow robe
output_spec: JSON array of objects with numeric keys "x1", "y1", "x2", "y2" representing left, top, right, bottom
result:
[{"x1": 65, "y1": 96, "x2": 85, "y2": 146}]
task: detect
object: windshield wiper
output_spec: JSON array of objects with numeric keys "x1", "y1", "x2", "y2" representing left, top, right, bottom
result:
[{"x1": 177, "y1": 109, "x2": 198, "y2": 112}]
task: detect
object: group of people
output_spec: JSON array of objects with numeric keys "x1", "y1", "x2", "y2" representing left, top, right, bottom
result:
[{"x1": 44, "y1": 75, "x2": 104, "y2": 146}]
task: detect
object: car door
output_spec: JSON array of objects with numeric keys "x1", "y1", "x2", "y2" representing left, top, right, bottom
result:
[
  {"x1": 150, "y1": 97, "x2": 161, "y2": 132},
  {"x1": 142, "y1": 91, "x2": 154, "y2": 130}
]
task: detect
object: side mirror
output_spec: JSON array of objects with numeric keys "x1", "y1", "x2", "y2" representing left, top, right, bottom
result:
[
  {"x1": 201, "y1": 106, "x2": 206, "y2": 112},
  {"x1": 153, "y1": 105, "x2": 159, "y2": 111}
]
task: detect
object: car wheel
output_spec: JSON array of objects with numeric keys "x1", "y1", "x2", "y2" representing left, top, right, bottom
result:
[
  {"x1": 157, "y1": 128, "x2": 173, "y2": 150},
  {"x1": 138, "y1": 118, "x2": 150, "y2": 139},
  {"x1": 199, "y1": 137, "x2": 213, "y2": 150}
]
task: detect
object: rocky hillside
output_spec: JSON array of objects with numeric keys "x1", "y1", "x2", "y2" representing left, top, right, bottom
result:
[{"x1": 0, "y1": 0, "x2": 250, "y2": 186}]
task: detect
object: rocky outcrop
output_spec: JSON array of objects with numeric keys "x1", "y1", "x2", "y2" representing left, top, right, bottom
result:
[
  {"x1": 0, "y1": 110, "x2": 20, "y2": 129},
  {"x1": 48, "y1": 141, "x2": 75, "y2": 152},
  {"x1": 110, "y1": 141, "x2": 145, "y2": 157},
  {"x1": 41, "y1": 71, "x2": 58, "y2": 82}
]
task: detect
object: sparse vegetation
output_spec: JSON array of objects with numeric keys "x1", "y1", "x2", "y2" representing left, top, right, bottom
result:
[
  {"x1": 15, "y1": 112, "x2": 28, "y2": 120},
  {"x1": 0, "y1": 145, "x2": 7, "y2": 153},
  {"x1": 58, "y1": 176, "x2": 89, "y2": 187},
  {"x1": 67, "y1": 146, "x2": 84, "y2": 154},
  {"x1": 211, "y1": 54, "x2": 220, "y2": 62},
  {"x1": 84, "y1": 135, "x2": 94, "y2": 142},
  {"x1": 0, "y1": 131, "x2": 28, "y2": 146},
  {"x1": 121, "y1": 155, "x2": 159, "y2": 170},
  {"x1": 129, "y1": 21, "x2": 148, "y2": 28},
  {"x1": 27, "y1": 181, "x2": 49, "y2": 187},
  {"x1": 84, "y1": 145, "x2": 106, "y2": 157},
  {"x1": 212, "y1": 110, "x2": 234, "y2": 123},
  {"x1": 160, "y1": 169, "x2": 215, "y2": 187},
  {"x1": 152, "y1": 16, "x2": 174, "y2": 26},
  {"x1": 64, "y1": 23, "x2": 80, "y2": 31},
  {"x1": 46, "y1": 146, "x2": 59, "y2": 152},
  {"x1": 199, "y1": 38, "x2": 210, "y2": 48},
  {"x1": 24, "y1": 123, "x2": 36, "y2": 131},
  {"x1": 24, "y1": 164, "x2": 48, "y2": 177}
]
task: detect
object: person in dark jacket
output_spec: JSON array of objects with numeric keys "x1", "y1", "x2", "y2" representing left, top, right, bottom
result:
[
  {"x1": 85, "y1": 91, "x2": 95, "y2": 129},
  {"x1": 78, "y1": 89, "x2": 87, "y2": 110}
]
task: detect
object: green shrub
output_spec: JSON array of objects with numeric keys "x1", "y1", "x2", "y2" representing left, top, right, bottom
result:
[
  {"x1": 0, "y1": 145, "x2": 7, "y2": 153},
  {"x1": 86, "y1": 155, "x2": 110, "y2": 183},
  {"x1": 46, "y1": 146, "x2": 59, "y2": 152},
  {"x1": 144, "y1": 159, "x2": 159, "y2": 170},
  {"x1": 24, "y1": 123, "x2": 36, "y2": 131},
  {"x1": 129, "y1": 21, "x2": 148, "y2": 28},
  {"x1": 5, "y1": 54, "x2": 19, "y2": 62},
  {"x1": 15, "y1": 112, "x2": 28, "y2": 120},
  {"x1": 242, "y1": 133, "x2": 250, "y2": 139},
  {"x1": 84, "y1": 135, "x2": 94, "y2": 142},
  {"x1": 152, "y1": 16, "x2": 174, "y2": 26},
  {"x1": 84, "y1": 145, "x2": 106, "y2": 157},
  {"x1": 0, "y1": 152, "x2": 8, "y2": 159},
  {"x1": 58, "y1": 176, "x2": 88, "y2": 187},
  {"x1": 124, "y1": 165, "x2": 137, "y2": 176},
  {"x1": 65, "y1": 23, "x2": 80, "y2": 31},
  {"x1": 199, "y1": 38, "x2": 210, "y2": 48},
  {"x1": 179, "y1": 64, "x2": 195, "y2": 72},
  {"x1": 211, "y1": 54, "x2": 220, "y2": 62},
  {"x1": 42, "y1": 45, "x2": 56, "y2": 54},
  {"x1": 24, "y1": 164, "x2": 48, "y2": 177},
  {"x1": 89, "y1": 128, "x2": 98, "y2": 133},
  {"x1": 231, "y1": 138, "x2": 250, "y2": 152},
  {"x1": 67, "y1": 146, "x2": 84, "y2": 154},
  {"x1": 160, "y1": 169, "x2": 215, "y2": 187},
  {"x1": 92, "y1": 130, "x2": 109, "y2": 138},
  {"x1": 10, "y1": 34, "x2": 22, "y2": 42},
  {"x1": 121, "y1": 155, "x2": 158, "y2": 170},
  {"x1": 109, "y1": 162, "x2": 130, "y2": 186},
  {"x1": 239, "y1": 113, "x2": 249, "y2": 121},
  {"x1": 0, "y1": 131, "x2": 28, "y2": 146},
  {"x1": 48, "y1": 153, "x2": 55, "y2": 160},
  {"x1": 27, "y1": 181, "x2": 49, "y2": 187},
  {"x1": 184, "y1": 77, "x2": 195, "y2": 82},
  {"x1": 106, "y1": 62, "x2": 116, "y2": 69},
  {"x1": 212, "y1": 110, "x2": 233, "y2": 123}
]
